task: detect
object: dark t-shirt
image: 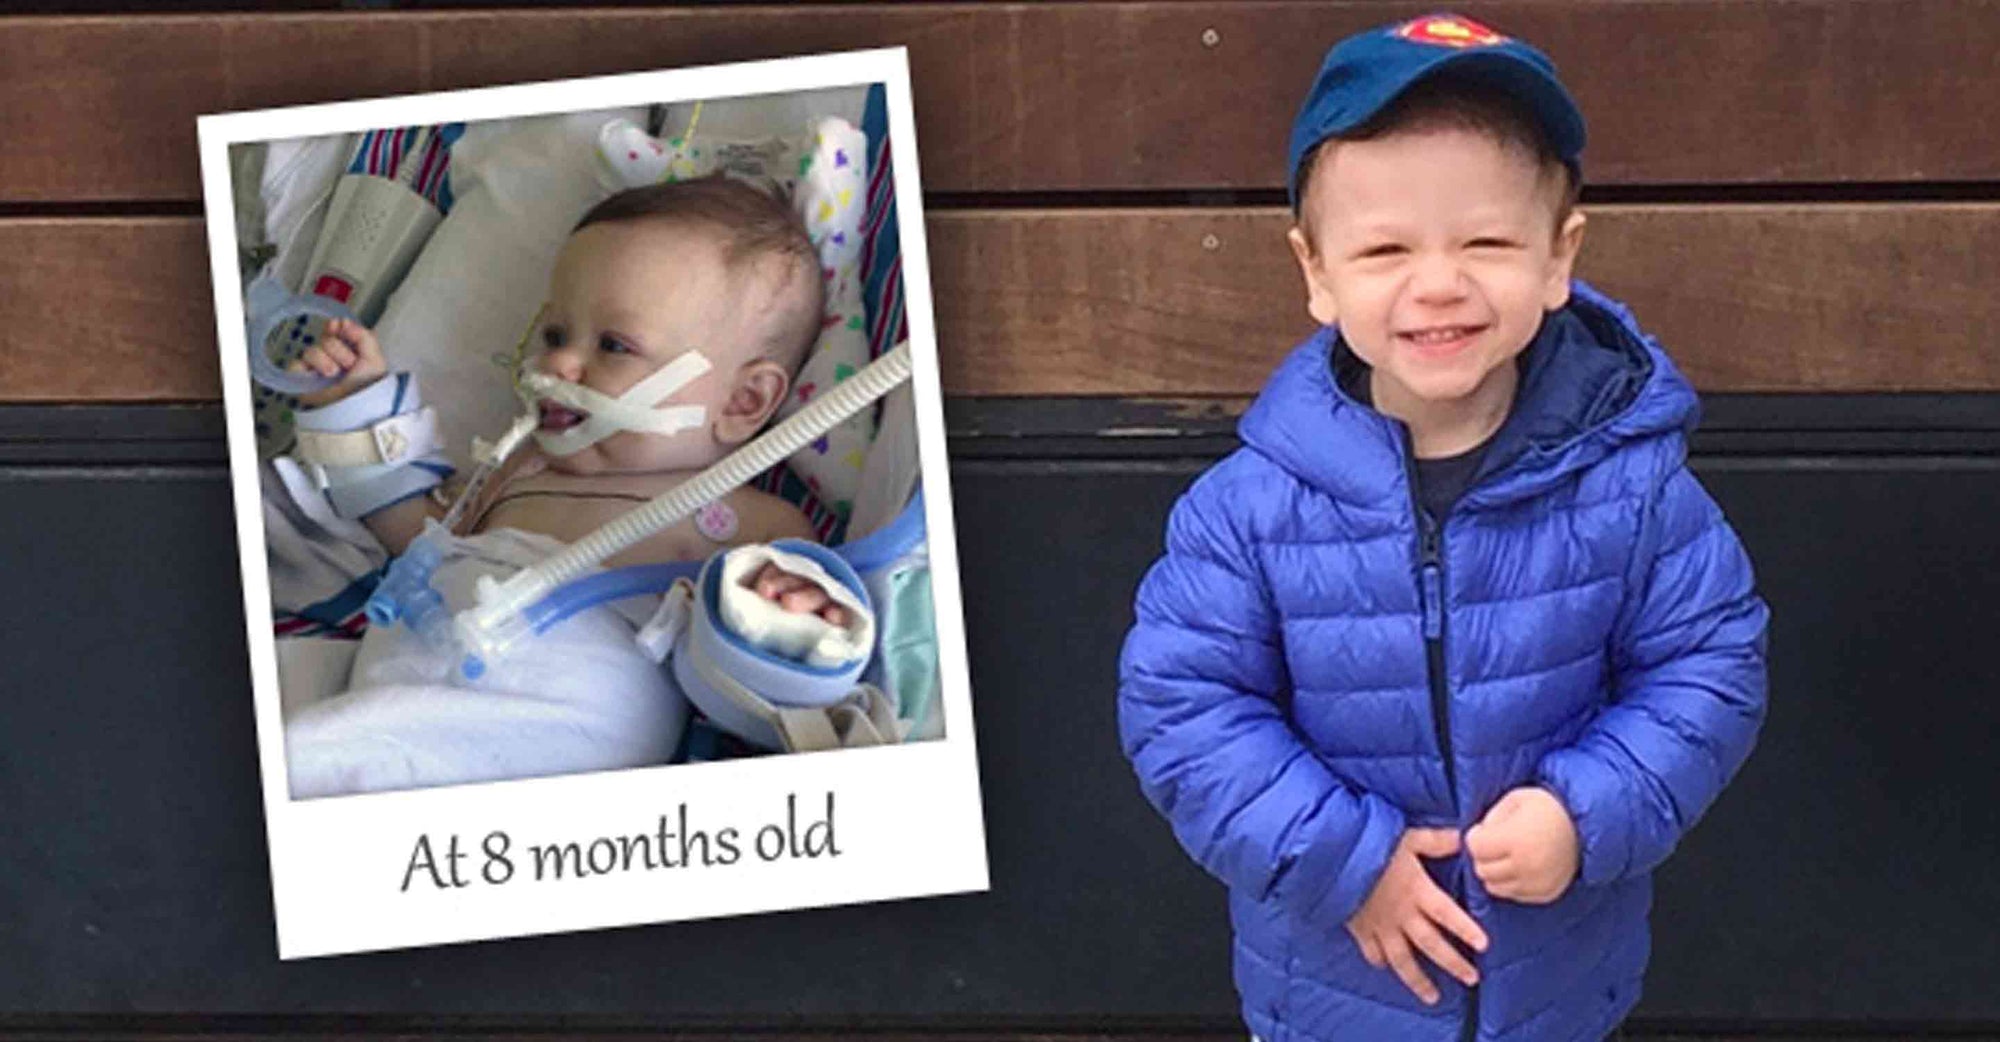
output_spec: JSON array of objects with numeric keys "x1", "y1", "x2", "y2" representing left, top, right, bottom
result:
[
  {"x1": 1341, "y1": 361, "x2": 1497, "y2": 522},
  {"x1": 1412, "y1": 439, "x2": 1489, "y2": 522}
]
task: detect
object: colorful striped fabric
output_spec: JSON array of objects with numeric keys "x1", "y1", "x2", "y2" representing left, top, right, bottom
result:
[
  {"x1": 859, "y1": 85, "x2": 908, "y2": 367},
  {"x1": 345, "y1": 123, "x2": 466, "y2": 212},
  {"x1": 274, "y1": 566, "x2": 384, "y2": 639}
]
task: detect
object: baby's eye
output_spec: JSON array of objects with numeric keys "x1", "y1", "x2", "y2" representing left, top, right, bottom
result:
[
  {"x1": 1467, "y1": 237, "x2": 1520, "y2": 250},
  {"x1": 1356, "y1": 243, "x2": 1407, "y2": 260},
  {"x1": 540, "y1": 326, "x2": 565, "y2": 349},
  {"x1": 598, "y1": 334, "x2": 633, "y2": 356}
]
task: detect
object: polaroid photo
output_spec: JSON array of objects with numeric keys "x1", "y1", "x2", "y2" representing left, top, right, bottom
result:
[{"x1": 196, "y1": 47, "x2": 985, "y2": 960}]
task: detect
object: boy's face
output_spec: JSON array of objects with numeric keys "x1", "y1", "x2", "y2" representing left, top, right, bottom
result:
[
  {"x1": 1287, "y1": 126, "x2": 1586, "y2": 412},
  {"x1": 531, "y1": 220, "x2": 783, "y2": 477}
]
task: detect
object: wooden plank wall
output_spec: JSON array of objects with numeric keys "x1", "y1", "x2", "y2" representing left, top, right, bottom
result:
[{"x1": 2, "y1": 3, "x2": 1998, "y2": 403}]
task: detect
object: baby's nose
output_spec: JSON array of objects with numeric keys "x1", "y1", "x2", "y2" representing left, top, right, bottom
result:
[{"x1": 537, "y1": 348, "x2": 586, "y2": 382}]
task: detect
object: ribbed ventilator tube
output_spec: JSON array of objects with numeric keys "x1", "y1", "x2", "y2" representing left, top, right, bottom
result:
[{"x1": 453, "y1": 342, "x2": 913, "y2": 675}]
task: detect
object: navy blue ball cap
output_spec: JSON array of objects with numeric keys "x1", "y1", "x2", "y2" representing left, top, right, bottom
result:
[{"x1": 1287, "y1": 13, "x2": 1587, "y2": 209}]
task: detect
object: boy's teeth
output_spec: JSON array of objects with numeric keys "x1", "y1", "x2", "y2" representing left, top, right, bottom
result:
[{"x1": 1409, "y1": 326, "x2": 1476, "y2": 345}]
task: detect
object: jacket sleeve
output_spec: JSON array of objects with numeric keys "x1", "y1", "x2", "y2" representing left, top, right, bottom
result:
[
  {"x1": 1536, "y1": 463, "x2": 1770, "y2": 887},
  {"x1": 1118, "y1": 470, "x2": 1406, "y2": 936}
]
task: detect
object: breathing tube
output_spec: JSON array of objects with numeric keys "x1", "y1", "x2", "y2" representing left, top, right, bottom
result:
[
  {"x1": 451, "y1": 341, "x2": 915, "y2": 679},
  {"x1": 361, "y1": 410, "x2": 540, "y2": 646},
  {"x1": 513, "y1": 560, "x2": 705, "y2": 636}
]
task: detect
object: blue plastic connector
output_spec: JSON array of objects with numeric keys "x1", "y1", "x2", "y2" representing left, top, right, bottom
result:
[{"x1": 363, "y1": 524, "x2": 453, "y2": 650}]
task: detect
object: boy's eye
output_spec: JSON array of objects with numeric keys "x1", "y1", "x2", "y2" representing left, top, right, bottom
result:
[
  {"x1": 540, "y1": 326, "x2": 564, "y2": 349},
  {"x1": 598, "y1": 334, "x2": 633, "y2": 356},
  {"x1": 1356, "y1": 243, "x2": 1407, "y2": 260},
  {"x1": 1467, "y1": 237, "x2": 1520, "y2": 250}
]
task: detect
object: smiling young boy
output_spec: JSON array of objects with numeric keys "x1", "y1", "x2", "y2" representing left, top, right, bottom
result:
[{"x1": 1118, "y1": 15, "x2": 1769, "y2": 1042}]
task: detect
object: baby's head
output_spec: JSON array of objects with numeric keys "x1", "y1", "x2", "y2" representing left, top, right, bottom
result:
[
  {"x1": 1285, "y1": 15, "x2": 1588, "y2": 411},
  {"x1": 528, "y1": 175, "x2": 825, "y2": 475}
]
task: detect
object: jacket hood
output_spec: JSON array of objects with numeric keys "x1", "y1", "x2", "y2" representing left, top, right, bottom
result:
[{"x1": 1238, "y1": 281, "x2": 1699, "y2": 512}]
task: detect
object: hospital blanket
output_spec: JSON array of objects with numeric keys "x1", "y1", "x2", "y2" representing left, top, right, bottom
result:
[{"x1": 262, "y1": 464, "x2": 685, "y2": 800}]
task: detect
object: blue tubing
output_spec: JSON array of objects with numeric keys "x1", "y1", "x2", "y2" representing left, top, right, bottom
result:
[
  {"x1": 509, "y1": 488, "x2": 924, "y2": 644},
  {"x1": 520, "y1": 560, "x2": 706, "y2": 636}
]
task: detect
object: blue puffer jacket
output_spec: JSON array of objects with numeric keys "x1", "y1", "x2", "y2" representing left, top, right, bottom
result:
[{"x1": 1118, "y1": 283, "x2": 1768, "y2": 1042}]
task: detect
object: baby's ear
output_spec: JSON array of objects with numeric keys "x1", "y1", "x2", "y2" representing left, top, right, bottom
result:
[
  {"x1": 1286, "y1": 225, "x2": 1339, "y2": 327},
  {"x1": 713, "y1": 358, "x2": 791, "y2": 446}
]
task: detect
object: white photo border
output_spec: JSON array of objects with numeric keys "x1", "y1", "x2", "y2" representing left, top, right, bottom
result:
[{"x1": 196, "y1": 47, "x2": 987, "y2": 960}]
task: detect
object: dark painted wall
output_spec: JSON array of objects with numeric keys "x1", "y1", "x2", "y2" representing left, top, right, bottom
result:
[{"x1": 2, "y1": 400, "x2": 1996, "y2": 1026}]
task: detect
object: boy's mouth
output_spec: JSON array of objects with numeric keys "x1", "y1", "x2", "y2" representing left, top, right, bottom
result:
[
  {"x1": 538, "y1": 400, "x2": 589, "y2": 431},
  {"x1": 1398, "y1": 323, "x2": 1489, "y2": 355}
]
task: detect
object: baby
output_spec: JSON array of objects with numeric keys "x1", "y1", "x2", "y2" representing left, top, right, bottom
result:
[
  {"x1": 277, "y1": 175, "x2": 874, "y2": 798},
  {"x1": 293, "y1": 174, "x2": 848, "y2": 624}
]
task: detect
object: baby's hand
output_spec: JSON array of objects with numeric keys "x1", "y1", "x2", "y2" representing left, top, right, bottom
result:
[
  {"x1": 748, "y1": 562, "x2": 851, "y2": 627},
  {"x1": 1466, "y1": 786, "x2": 1580, "y2": 905},
  {"x1": 1346, "y1": 827, "x2": 1489, "y2": 1005},
  {"x1": 290, "y1": 317, "x2": 388, "y2": 408}
]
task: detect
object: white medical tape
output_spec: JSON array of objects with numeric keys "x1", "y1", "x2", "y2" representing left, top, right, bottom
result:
[
  {"x1": 291, "y1": 406, "x2": 441, "y2": 467},
  {"x1": 633, "y1": 579, "x2": 696, "y2": 665},
  {"x1": 519, "y1": 350, "x2": 712, "y2": 456}
]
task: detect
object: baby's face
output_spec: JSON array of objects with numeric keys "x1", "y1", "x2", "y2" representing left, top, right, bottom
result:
[
  {"x1": 1288, "y1": 126, "x2": 1584, "y2": 410},
  {"x1": 530, "y1": 220, "x2": 763, "y2": 476}
]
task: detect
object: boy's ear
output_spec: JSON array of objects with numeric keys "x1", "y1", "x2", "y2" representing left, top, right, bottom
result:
[
  {"x1": 1543, "y1": 209, "x2": 1588, "y2": 311},
  {"x1": 712, "y1": 359, "x2": 791, "y2": 446},
  {"x1": 1286, "y1": 225, "x2": 1339, "y2": 326}
]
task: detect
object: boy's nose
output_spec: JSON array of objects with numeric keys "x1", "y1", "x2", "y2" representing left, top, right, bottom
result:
[{"x1": 1409, "y1": 255, "x2": 1471, "y2": 304}]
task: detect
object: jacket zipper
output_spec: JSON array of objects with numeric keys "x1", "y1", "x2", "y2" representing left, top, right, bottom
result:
[
  {"x1": 1402, "y1": 433, "x2": 1461, "y2": 819},
  {"x1": 1418, "y1": 517, "x2": 1456, "y2": 811},
  {"x1": 1402, "y1": 430, "x2": 1478, "y2": 1042}
]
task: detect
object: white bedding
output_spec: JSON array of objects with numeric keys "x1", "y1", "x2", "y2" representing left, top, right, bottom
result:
[{"x1": 280, "y1": 526, "x2": 686, "y2": 801}]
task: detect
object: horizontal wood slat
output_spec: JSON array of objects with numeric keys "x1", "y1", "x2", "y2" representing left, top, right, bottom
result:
[
  {"x1": 1, "y1": 205, "x2": 1996, "y2": 402},
  {"x1": 5, "y1": 2, "x2": 2000, "y2": 202},
  {"x1": 0, "y1": 218, "x2": 209, "y2": 402},
  {"x1": 935, "y1": 203, "x2": 2000, "y2": 396}
]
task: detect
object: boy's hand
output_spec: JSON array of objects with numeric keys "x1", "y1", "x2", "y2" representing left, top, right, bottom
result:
[
  {"x1": 749, "y1": 562, "x2": 852, "y2": 626},
  {"x1": 1466, "y1": 786, "x2": 1580, "y2": 905},
  {"x1": 290, "y1": 317, "x2": 388, "y2": 408},
  {"x1": 1346, "y1": 826, "x2": 1489, "y2": 1005}
]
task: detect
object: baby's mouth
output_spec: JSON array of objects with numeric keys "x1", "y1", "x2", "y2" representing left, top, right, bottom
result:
[{"x1": 538, "y1": 400, "x2": 588, "y2": 431}]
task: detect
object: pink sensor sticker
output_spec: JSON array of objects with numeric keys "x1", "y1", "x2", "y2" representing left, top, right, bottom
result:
[{"x1": 694, "y1": 501, "x2": 739, "y2": 543}]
